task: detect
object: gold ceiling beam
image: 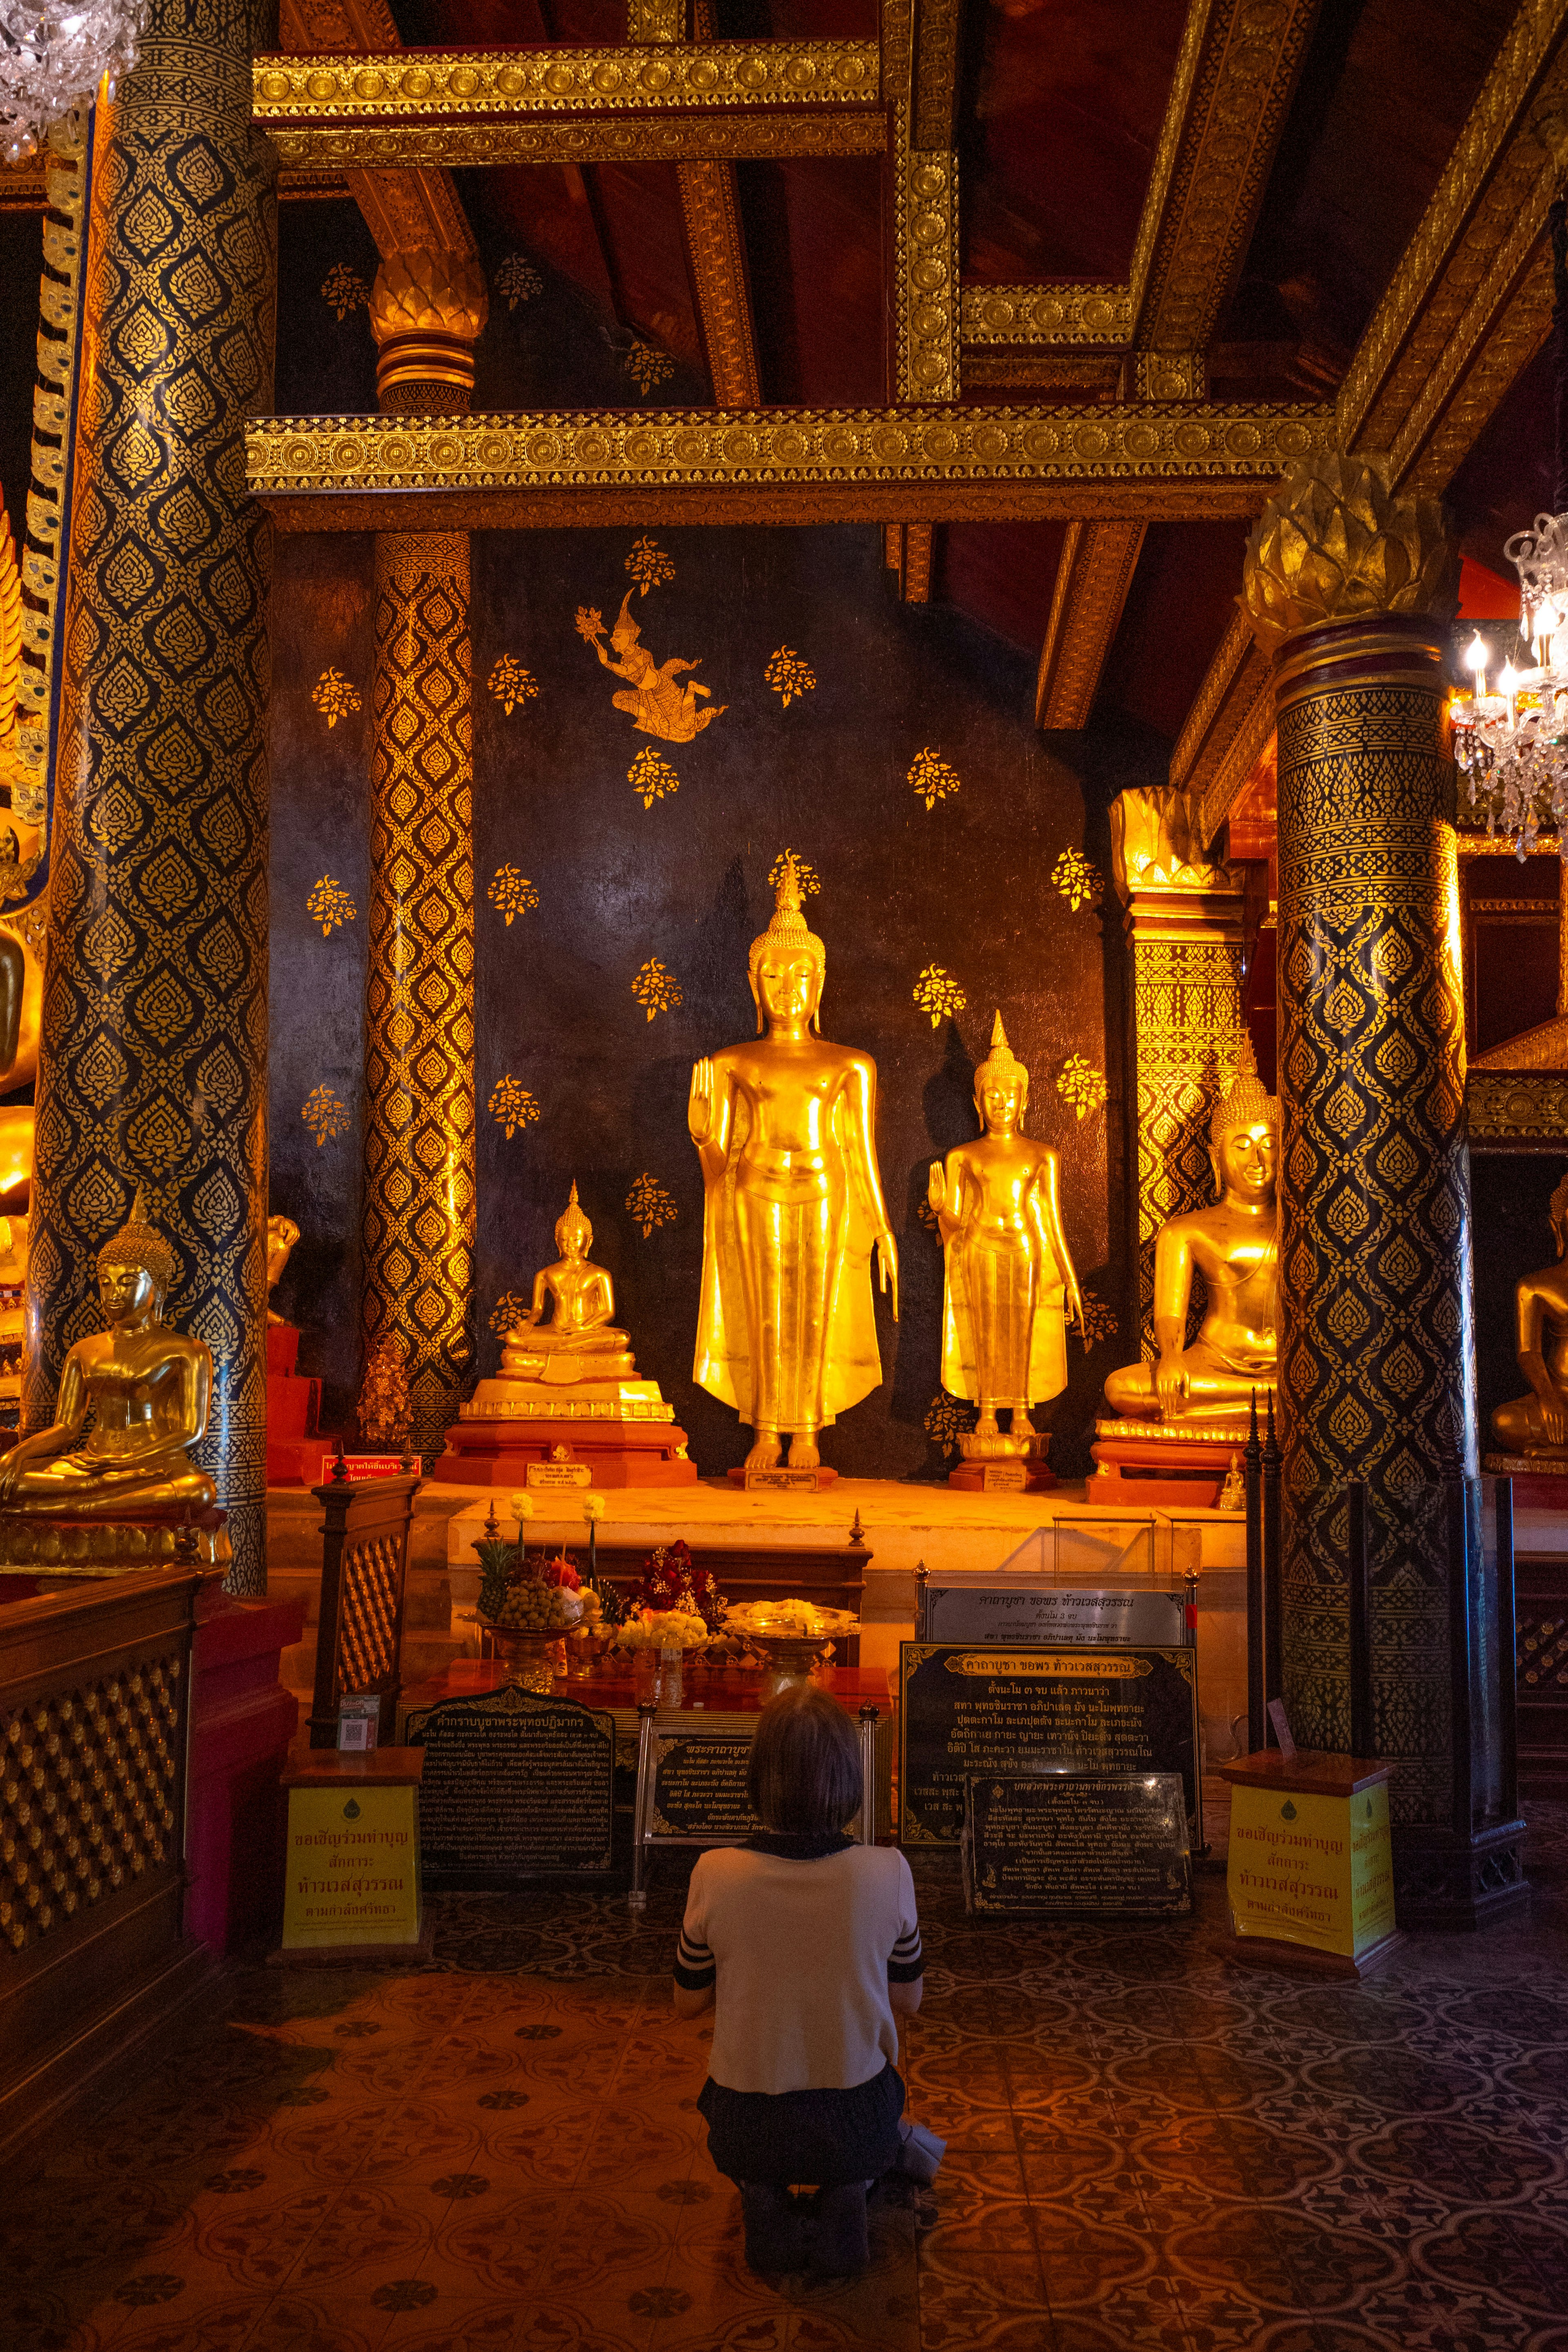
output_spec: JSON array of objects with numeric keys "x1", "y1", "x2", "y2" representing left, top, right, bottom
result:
[
  {"x1": 1184, "y1": 0, "x2": 1568, "y2": 845},
  {"x1": 660, "y1": 1, "x2": 762, "y2": 408},
  {"x1": 961, "y1": 285, "x2": 1134, "y2": 352},
  {"x1": 246, "y1": 399, "x2": 1333, "y2": 528},
  {"x1": 266, "y1": 114, "x2": 887, "y2": 167},
  {"x1": 886, "y1": 0, "x2": 960, "y2": 403},
  {"x1": 1035, "y1": 521, "x2": 1147, "y2": 728}
]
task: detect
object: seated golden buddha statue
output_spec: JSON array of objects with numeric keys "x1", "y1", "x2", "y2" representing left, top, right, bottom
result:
[
  {"x1": 0, "y1": 1187, "x2": 216, "y2": 1518},
  {"x1": 1490, "y1": 1173, "x2": 1568, "y2": 1461},
  {"x1": 499, "y1": 1181, "x2": 636, "y2": 1385},
  {"x1": 1102, "y1": 1042, "x2": 1278, "y2": 1430}
]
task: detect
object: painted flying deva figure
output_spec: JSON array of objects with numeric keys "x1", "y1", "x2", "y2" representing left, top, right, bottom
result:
[{"x1": 582, "y1": 590, "x2": 727, "y2": 744}]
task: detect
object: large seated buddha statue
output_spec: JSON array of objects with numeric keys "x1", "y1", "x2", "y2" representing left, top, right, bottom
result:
[
  {"x1": 438, "y1": 1183, "x2": 695, "y2": 1487},
  {"x1": 1094, "y1": 1044, "x2": 1277, "y2": 1500}
]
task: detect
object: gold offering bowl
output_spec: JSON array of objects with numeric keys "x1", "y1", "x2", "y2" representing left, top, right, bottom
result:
[
  {"x1": 479, "y1": 1620, "x2": 572, "y2": 1693},
  {"x1": 724, "y1": 1605, "x2": 860, "y2": 1699}
]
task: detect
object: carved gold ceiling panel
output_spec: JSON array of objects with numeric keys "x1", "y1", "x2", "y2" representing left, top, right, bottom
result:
[
  {"x1": 265, "y1": 111, "x2": 887, "y2": 166},
  {"x1": 253, "y1": 41, "x2": 880, "y2": 117},
  {"x1": 961, "y1": 285, "x2": 1134, "y2": 349}
]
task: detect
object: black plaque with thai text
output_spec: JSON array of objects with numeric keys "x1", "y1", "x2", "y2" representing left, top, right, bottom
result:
[
  {"x1": 403, "y1": 1684, "x2": 615, "y2": 1884},
  {"x1": 898, "y1": 1643, "x2": 1198, "y2": 1848},
  {"x1": 651, "y1": 1730, "x2": 758, "y2": 1841},
  {"x1": 961, "y1": 1771, "x2": 1192, "y2": 1916}
]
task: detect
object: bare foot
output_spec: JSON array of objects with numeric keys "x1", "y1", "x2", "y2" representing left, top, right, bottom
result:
[
  {"x1": 787, "y1": 1434, "x2": 820, "y2": 1469},
  {"x1": 745, "y1": 1430, "x2": 782, "y2": 1470},
  {"x1": 1011, "y1": 1410, "x2": 1036, "y2": 1439},
  {"x1": 975, "y1": 1410, "x2": 999, "y2": 1439}
]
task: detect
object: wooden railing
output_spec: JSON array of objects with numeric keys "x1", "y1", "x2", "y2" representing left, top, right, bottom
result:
[{"x1": 307, "y1": 1470, "x2": 423, "y2": 1749}]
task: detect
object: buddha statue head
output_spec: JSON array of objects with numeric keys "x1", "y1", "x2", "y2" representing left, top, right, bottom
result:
[
  {"x1": 973, "y1": 1011, "x2": 1029, "y2": 1133},
  {"x1": 748, "y1": 854, "x2": 826, "y2": 1036},
  {"x1": 96, "y1": 1185, "x2": 177, "y2": 1320},
  {"x1": 1209, "y1": 1039, "x2": 1279, "y2": 1203},
  {"x1": 555, "y1": 1180, "x2": 593, "y2": 1261}
]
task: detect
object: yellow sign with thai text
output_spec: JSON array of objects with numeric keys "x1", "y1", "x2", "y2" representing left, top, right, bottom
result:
[
  {"x1": 944, "y1": 1653, "x2": 1151, "y2": 1680},
  {"x1": 1228, "y1": 1781, "x2": 1394, "y2": 1959},
  {"x1": 282, "y1": 1784, "x2": 422, "y2": 1949}
]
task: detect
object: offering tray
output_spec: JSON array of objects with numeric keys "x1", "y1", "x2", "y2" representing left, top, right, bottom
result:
[
  {"x1": 479, "y1": 1619, "x2": 574, "y2": 1693},
  {"x1": 724, "y1": 1601, "x2": 860, "y2": 1698}
]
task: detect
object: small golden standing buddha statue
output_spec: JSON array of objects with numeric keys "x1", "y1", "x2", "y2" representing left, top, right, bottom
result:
[
  {"x1": 929, "y1": 1013, "x2": 1085, "y2": 1470},
  {"x1": 0, "y1": 1187, "x2": 216, "y2": 1519},
  {"x1": 500, "y1": 1180, "x2": 636, "y2": 1386},
  {"x1": 1490, "y1": 1172, "x2": 1568, "y2": 1463},
  {"x1": 688, "y1": 852, "x2": 898, "y2": 1475}
]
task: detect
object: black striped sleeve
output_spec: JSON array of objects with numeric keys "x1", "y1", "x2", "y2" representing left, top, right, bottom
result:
[
  {"x1": 675, "y1": 1929, "x2": 715, "y2": 1991},
  {"x1": 888, "y1": 1925, "x2": 924, "y2": 1984}
]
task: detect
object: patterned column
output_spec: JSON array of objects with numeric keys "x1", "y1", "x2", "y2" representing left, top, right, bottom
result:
[
  {"x1": 1110, "y1": 789, "x2": 1245, "y2": 1354},
  {"x1": 26, "y1": 0, "x2": 276, "y2": 1592},
  {"x1": 361, "y1": 253, "x2": 482, "y2": 1465},
  {"x1": 1243, "y1": 454, "x2": 1519, "y2": 1924}
]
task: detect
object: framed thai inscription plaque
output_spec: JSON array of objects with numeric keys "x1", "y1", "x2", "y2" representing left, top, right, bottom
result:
[
  {"x1": 403, "y1": 1684, "x2": 615, "y2": 1885},
  {"x1": 961, "y1": 1771, "x2": 1192, "y2": 1918},
  {"x1": 898, "y1": 1643, "x2": 1200, "y2": 1849},
  {"x1": 649, "y1": 1729, "x2": 758, "y2": 1841}
]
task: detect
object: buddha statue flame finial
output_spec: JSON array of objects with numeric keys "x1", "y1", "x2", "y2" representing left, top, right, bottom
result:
[
  {"x1": 1210, "y1": 1035, "x2": 1278, "y2": 1150},
  {"x1": 973, "y1": 1011, "x2": 1027, "y2": 1104}
]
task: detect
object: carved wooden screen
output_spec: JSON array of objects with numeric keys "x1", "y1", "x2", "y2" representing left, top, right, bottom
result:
[{"x1": 308, "y1": 1472, "x2": 422, "y2": 1749}]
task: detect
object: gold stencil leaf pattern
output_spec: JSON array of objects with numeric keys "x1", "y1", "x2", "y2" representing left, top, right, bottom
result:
[
  {"x1": 632, "y1": 956, "x2": 683, "y2": 1021},
  {"x1": 488, "y1": 866, "x2": 539, "y2": 925},
  {"x1": 488, "y1": 656, "x2": 539, "y2": 715},
  {"x1": 573, "y1": 603, "x2": 605, "y2": 643},
  {"x1": 1078, "y1": 1290, "x2": 1118, "y2": 1345},
  {"x1": 626, "y1": 536, "x2": 675, "y2": 596},
  {"x1": 1057, "y1": 1054, "x2": 1107, "y2": 1120},
  {"x1": 312, "y1": 668, "x2": 361, "y2": 728},
  {"x1": 1051, "y1": 848, "x2": 1102, "y2": 912},
  {"x1": 629, "y1": 746, "x2": 679, "y2": 808},
  {"x1": 764, "y1": 647, "x2": 817, "y2": 708},
  {"x1": 488, "y1": 1288, "x2": 530, "y2": 1336},
  {"x1": 488, "y1": 1075, "x2": 540, "y2": 1139},
  {"x1": 302, "y1": 1083, "x2": 350, "y2": 1146},
  {"x1": 306, "y1": 875, "x2": 356, "y2": 936},
  {"x1": 913, "y1": 963, "x2": 967, "y2": 1028},
  {"x1": 626, "y1": 1172, "x2": 676, "y2": 1238},
  {"x1": 623, "y1": 341, "x2": 675, "y2": 396},
  {"x1": 909, "y1": 746, "x2": 960, "y2": 810},
  {"x1": 768, "y1": 848, "x2": 820, "y2": 897},
  {"x1": 321, "y1": 262, "x2": 369, "y2": 320},
  {"x1": 925, "y1": 1391, "x2": 977, "y2": 1457},
  {"x1": 495, "y1": 254, "x2": 542, "y2": 310}
]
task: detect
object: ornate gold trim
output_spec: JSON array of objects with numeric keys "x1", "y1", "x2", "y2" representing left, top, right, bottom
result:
[
  {"x1": 901, "y1": 523, "x2": 933, "y2": 601},
  {"x1": 1468, "y1": 1070, "x2": 1568, "y2": 1147},
  {"x1": 253, "y1": 40, "x2": 880, "y2": 117},
  {"x1": 960, "y1": 284, "x2": 1132, "y2": 350},
  {"x1": 885, "y1": 0, "x2": 958, "y2": 403},
  {"x1": 628, "y1": 0, "x2": 686, "y2": 40},
  {"x1": 266, "y1": 110, "x2": 888, "y2": 167},
  {"x1": 677, "y1": 156, "x2": 760, "y2": 407},
  {"x1": 1035, "y1": 519, "x2": 1146, "y2": 729},
  {"x1": 1171, "y1": 610, "x2": 1250, "y2": 793},
  {"x1": 909, "y1": 0, "x2": 962, "y2": 153}
]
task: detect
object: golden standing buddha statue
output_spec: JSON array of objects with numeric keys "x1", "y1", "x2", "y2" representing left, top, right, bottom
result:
[
  {"x1": 689, "y1": 854, "x2": 898, "y2": 1474},
  {"x1": 1489, "y1": 1173, "x2": 1568, "y2": 1464},
  {"x1": 0, "y1": 1188, "x2": 216, "y2": 1519},
  {"x1": 930, "y1": 1013, "x2": 1086, "y2": 1470},
  {"x1": 1102, "y1": 1041, "x2": 1279, "y2": 1428}
]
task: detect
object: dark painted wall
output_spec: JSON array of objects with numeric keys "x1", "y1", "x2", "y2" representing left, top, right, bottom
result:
[{"x1": 270, "y1": 520, "x2": 1147, "y2": 1475}]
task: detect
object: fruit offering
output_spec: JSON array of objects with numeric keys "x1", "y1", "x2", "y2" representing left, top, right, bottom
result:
[{"x1": 615, "y1": 1608, "x2": 710, "y2": 1651}]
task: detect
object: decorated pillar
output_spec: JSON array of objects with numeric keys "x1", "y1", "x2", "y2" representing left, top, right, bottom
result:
[
  {"x1": 360, "y1": 250, "x2": 484, "y2": 1463},
  {"x1": 1109, "y1": 788, "x2": 1246, "y2": 1353},
  {"x1": 1243, "y1": 453, "x2": 1519, "y2": 1924},
  {"x1": 27, "y1": 0, "x2": 276, "y2": 1592}
]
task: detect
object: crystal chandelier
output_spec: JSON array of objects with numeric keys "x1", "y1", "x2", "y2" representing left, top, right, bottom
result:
[
  {"x1": 1452, "y1": 190, "x2": 1568, "y2": 855},
  {"x1": 0, "y1": 0, "x2": 148, "y2": 164}
]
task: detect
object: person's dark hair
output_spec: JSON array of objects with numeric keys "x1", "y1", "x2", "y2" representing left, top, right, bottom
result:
[{"x1": 747, "y1": 1683, "x2": 863, "y2": 1835}]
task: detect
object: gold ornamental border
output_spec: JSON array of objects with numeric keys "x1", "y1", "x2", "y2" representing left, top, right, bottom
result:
[
  {"x1": 962, "y1": 283, "x2": 1134, "y2": 349},
  {"x1": 1467, "y1": 1071, "x2": 1568, "y2": 1151},
  {"x1": 267, "y1": 114, "x2": 887, "y2": 168},
  {"x1": 252, "y1": 40, "x2": 881, "y2": 120},
  {"x1": 247, "y1": 400, "x2": 1335, "y2": 526}
]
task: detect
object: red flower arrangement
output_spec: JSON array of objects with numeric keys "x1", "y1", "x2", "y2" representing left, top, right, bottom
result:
[{"x1": 635, "y1": 1539, "x2": 728, "y2": 1633}]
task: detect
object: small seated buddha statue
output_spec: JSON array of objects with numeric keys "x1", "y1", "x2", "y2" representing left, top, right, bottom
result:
[
  {"x1": 0, "y1": 1187, "x2": 216, "y2": 1519},
  {"x1": 1101, "y1": 1042, "x2": 1278, "y2": 1430},
  {"x1": 1490, "y1": 1173, "x2": 1568, "y2": 1462},
  {"x1": 499, "y1": 1181, "x2": 637, "y2": 1387}
]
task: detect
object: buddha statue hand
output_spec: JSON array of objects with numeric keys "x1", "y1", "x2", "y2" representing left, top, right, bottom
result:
[
  {"x1": 687, "y1": 1057, "x2": 715, "y2": 1145},
  {"x1": 1154, "y1": 1350, "x2": 1192, "y2": 1418},
  {"x1": 1066, "y1": 1282, "x2": 1090, "y2": 1354},
  {"x1": 875, "y1": 1227, "x2": 899, "y2": 1321}
]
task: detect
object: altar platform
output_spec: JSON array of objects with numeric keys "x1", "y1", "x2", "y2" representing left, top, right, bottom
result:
[{"x1": 398, "y1": 1656, "x2": 891, "y2": 1729}]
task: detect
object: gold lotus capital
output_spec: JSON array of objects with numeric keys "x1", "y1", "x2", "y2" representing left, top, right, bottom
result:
[{"x1": 1241, "y1": 452, "x2": 1457, "y2": 655}]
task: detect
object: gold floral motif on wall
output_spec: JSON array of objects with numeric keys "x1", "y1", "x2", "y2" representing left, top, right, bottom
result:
[
  {"x1": 578, "y1": 596, "x2": 725, "y2": 745},
  {"x1": 1057, "y1": 1054, "x2": 1107, "y2": 1120},
  {"x1": 632, "y1": 956, "x2": 683, "y2": 1021},
  {"x1": 489, "y1": 1289, "x2": 530, "y2": 1335},
  {"x1": 321, "y1": 262, "x2": 368, "y2": 319},
  {"x1": 302, "y1": 1083, "x2": 351, "y2": 1146},
  {"x1": 495, "y1": 254, "x2": 542, "y2": 310},
  {"x1": 488, "y1": 656, "x2": 539, "y2": 715},
  {"x1": 913, "y1": 963, "x2": 967, "y2": 1028},
  {"x1": 312, "y1": 668, "x2": 361, "y2": 728},
  {"x1": 916, "y1": 1195, "x2": 940, "y2": 1234},
  {"x1": 909, "y1": 746, "x2": 961, "y2": 810},
  {"x1": 765, "y1": 647, "x2": 816, "y2": 708},
  {"x1": 624, "y1": 341, "x2": 675, "y2": 395},
  {"x1": 626, "y1": 536, "x2": 675, "y2": 596},
  {"x1": 1078, "y1": 1290, "x2": 1119, "y2": 1345},
  {"x1": 925, "y1": 1390, "x2": 978, "y2": 1457},
  {"x1": 628, "y1": 746, "x2": 680, "y2": 808},
  {"x1": 488, "y1": 866, "x2": 539, "y2": 925},
  {"x1": 1052, "y1": 849, "x2": 1102, "y2": 912},
  {"x1": 488, "y1": 1075, "x2": 540, "y2": 1138},
  {"x1": 306, "y1": 875, "x2": 356, "y2": 936},
  {"x1": 626, "y1": 1172, "x2": 677, "y2": 1237},
  {"x1": 769, "y1": 848, "x2": 820, "y2": 897}
]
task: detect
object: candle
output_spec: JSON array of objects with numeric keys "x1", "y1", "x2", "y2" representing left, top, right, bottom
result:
[{"x1": 1466, "y1": 633, "x2": 1490, "y2": 706}]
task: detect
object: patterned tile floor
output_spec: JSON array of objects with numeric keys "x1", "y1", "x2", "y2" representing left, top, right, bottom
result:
[{"x1": 6, "y1": 1796, "x2": 1568, "y2": 2352}]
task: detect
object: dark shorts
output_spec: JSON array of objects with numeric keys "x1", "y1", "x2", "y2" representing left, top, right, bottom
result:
[{"x1": 697, "y1": 2061, "x2": 906, "y2": 2188}]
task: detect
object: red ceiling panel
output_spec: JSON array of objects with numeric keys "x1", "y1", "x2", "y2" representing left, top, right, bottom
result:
[
  {"x1": 738, "y1": 157, "x2": 886, "y2": 406},
  {"x1": 938, "y1": 522, "x2": 1066, "y2": 659},
  {"x1": 1096, "y1": 519, "x2": 1253, "y2": 739}
]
